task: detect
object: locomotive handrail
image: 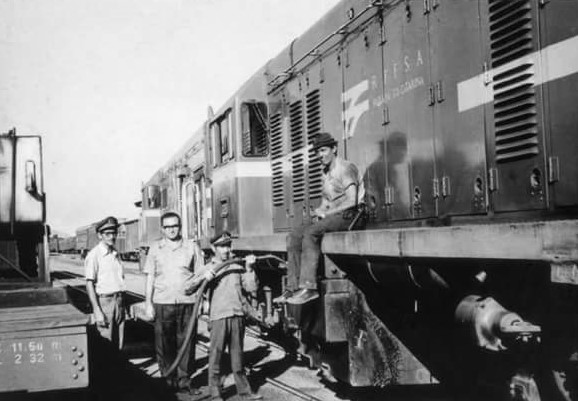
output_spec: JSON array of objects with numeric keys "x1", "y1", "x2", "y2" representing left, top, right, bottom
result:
[{"x1": 267, "y1": 0, "x2": 391, "y2": 91}]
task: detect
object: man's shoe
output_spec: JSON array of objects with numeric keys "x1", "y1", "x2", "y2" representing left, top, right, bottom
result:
[
  {"x1": 272, "y1": 289, "x2": 294, "y2": 303},
  {"x1": 239, "y1": 392, "x2": 264, "y2": 400},
  {"x1": 286, "y1": 288, "x2": 319, "y2": 305}
]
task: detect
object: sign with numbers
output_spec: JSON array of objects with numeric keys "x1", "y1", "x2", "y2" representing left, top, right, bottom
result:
[{"x1": 0, "y1": 334, "x2": 88, "y2": 392}]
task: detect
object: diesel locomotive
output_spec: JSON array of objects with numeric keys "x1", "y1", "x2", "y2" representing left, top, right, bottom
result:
[
  {"x1": 139, "y1": 1, "x2": 578, "y2": 400},
  {"x1": 0, "y1": 129, "x2": 89, "y2": 394}
]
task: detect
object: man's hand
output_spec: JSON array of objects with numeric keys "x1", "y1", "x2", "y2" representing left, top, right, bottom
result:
[
  {"x1": 144, "y1": 301, "x2": 155, "y2": 321},
  {"x1": 311, "y1": 208, "x2": 326, "y2": 222},
  {"x1": 245, "y1": 254, "x2": 256, "y2": 268},
  {"x1": 203, "y1": 269, "x2": 216, "y2": 282},
  {"x1": 94, "y1": 308, "x2": 108, "y2": 327}
]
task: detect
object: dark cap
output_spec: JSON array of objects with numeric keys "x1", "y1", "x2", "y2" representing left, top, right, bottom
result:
[
  {"x1": 312, "y1": 132, "x2": 338, "y2": 150},
  {"x1": 210, "y1": 231, "x2": 232, "y2": 246},
  {"x1": 95, "y1": 216, "x2": 119, "y2": 233}
]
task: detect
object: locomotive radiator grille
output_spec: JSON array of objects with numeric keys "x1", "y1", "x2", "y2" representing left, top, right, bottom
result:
[
  {"x1": 489, "y1": 0, "x2": 533, "y2": 68},
  {"x1": 489, "y1": 0, "x2": 539, "y2": 163},
  {"x1": 270, "y1": 112, "x2": 285, "y2": 207},
  {"x1": 290, "y1": 100, "x2": 306, "y2": 202},
  {"x1": 306, "y1": 89, "x2": 323, "y2": 199}
]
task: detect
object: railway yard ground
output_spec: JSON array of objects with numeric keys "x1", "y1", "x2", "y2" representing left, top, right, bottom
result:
[{"x1": 17, "y1": 254, "x2": 496, "y2": 401}]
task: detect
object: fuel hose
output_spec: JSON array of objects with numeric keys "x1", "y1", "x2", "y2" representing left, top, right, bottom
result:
[{"x1": 165, "y1": 254, "x2": 284, "y2": 377}]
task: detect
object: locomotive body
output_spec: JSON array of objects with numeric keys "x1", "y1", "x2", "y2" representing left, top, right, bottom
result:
[
  {"x1": 0, "y1": 130, "x2": 89, "y2": 394},
  {"x1": 141, "y1": 126, "x2": 208, "y2": 244},
  {"x1": 142, "y1": 1, "x2": 578, "y2": 399}
]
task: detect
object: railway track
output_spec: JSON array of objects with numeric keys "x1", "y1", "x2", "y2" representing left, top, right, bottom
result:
[
  {"x1": 49, "y1": 256, "x2": 460, "y2": 401},
  {"x1": 50, "y1": 265, "x2": 329, "y2": 401}
]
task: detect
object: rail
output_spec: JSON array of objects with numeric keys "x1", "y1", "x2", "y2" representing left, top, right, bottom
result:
[{"x1": 52, "y1": 267, "x2": 324, "y2": 401}]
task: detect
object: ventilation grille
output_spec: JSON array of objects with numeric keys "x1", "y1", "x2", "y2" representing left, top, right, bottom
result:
[
  {"x1": 270, "y1": 112, "x2": 284, "y2": 207},
  {"x1": 489, "y1": 0, "x2": 534, "y2": 68},
  {"x1": 306, "y1": 90, "x2": 323, "y2": 199},
  {"x1": 489, "y1": 0, "x2": 538, "y2": 163},
  {"x1": 290, "y1": 101, "x2": 305, "y2": 202}
]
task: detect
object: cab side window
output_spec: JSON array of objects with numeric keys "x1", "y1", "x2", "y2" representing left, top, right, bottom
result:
[
  {"x1": 241, "y1": 102, "x2": 268, "y2": 157},
  {"x1": 210, "y1": 110, "x2": 233, "y2": 167}
]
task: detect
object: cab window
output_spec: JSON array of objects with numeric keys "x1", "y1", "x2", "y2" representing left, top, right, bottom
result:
[
  {"x1": 241, "y1": 102, "x2": 268, "y2": 157},
  {"x1": 210, "y1": 109, "x2": 233, "y2": 167}
]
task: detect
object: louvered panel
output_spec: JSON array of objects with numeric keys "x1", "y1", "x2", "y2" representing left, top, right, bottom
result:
[
  {"x1": 289, "y1": 100, "x2": 306, "y2": 202},
  {"x1": 489, "y1": 0, "x2": 533, "y2": 68},
  {"x1": 270, "y1": 112, "x2": 283, "y2": 159},
  {"x1": 289, "y1": 101, "x2": 304, "y2": 151},
  {"x1": 269, "y1": 112, "x2": 284, "y2": 207},
  {"x1": 242, "y1": 131, "x2": 251, "y2": 155},
  {"x1": 305, "y1": 90, "x2": 323, "y2": 199},
  {"x1": 489, "y1": 0, "x2": 538, "y2": 164},
  {"x1": 292, "y1": 154, "x2": 306, "y2": 202},
  {"x1": 493, "y1": 63, "x2": 538, "y2": 163},
  {"x1": 272, "y1": 161, "x2": 284, "y2": 207}
]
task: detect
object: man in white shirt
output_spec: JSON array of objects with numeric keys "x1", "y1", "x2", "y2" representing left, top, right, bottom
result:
[{"x1": 85, "y1": 216, "x2": 126, "y2": 349}]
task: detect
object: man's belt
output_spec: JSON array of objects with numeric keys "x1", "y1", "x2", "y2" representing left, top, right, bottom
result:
[{"x1": 98, "y1": 291, "x2": 124, "y2": 298}]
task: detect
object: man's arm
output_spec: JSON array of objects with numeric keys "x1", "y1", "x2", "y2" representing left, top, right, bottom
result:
[
  {"x1": 322, "y1": 184, "x2": 358, "y2": 217},
  {"x1": 318, "y1": 162, "x2": 361, "y2": 218},
  {"x1": 143, "y1": 245, "x2": 157, "y2": 320},
  {"x1": 185, "y1": 264, "x2": 215, "y2": 296},
  {"x1": 86, "y1": 280, "x2": 106, "y2": 326},
  {"x1": 192, "y1": 242, "x2": 204, "y2": 271},
  {"x1": 241, "y1": 255, "x2": 258, "y2": 294},
  {"x1": 85, "y1": 251, "x2": 106, "y2": 326}
]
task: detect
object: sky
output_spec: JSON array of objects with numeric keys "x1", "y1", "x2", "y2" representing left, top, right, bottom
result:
[{"x1": 0, "y1": 0, "x2": 341, "y2": 235}]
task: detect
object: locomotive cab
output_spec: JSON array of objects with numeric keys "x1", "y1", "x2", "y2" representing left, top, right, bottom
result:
[
  {"x1": 0, "y1": 130, "x2": 46, "y2": 281},
  {"x1": 207, "y1": 70, "x2": 273, "y2": 239},
  {"x1": 0, "y1": 129, "x2": 89, "y2": 393}
]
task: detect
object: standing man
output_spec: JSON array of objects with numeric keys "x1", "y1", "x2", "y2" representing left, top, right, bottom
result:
[
  {"x1": 143, "y1": 211, "x2": 204, "y2": 394},
  {"x1": 280, "y1": 132, "x2": 364, "y2": 305},
  {"x1": 189, "y1": 231, "x2": 263, "y2": 401},
  {"x1": 85, "y1": 216, "x2": 126, "y2": 349}
]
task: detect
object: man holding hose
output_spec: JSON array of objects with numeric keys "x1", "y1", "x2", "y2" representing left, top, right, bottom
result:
[
  {"x1": 188, "y1": 230, "x2": 263, "y2": 401},
  {"x1": 143, "y1": 211, "x2": 204, "y2": 395}
]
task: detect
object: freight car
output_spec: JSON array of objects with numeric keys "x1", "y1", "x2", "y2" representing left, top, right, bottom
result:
[
  {"x1": 117, "y1": 218, "x2": 140, "y2": 261},
  {"x1": 75, "y1": 223, "x2": 98, "y2": 259},
  {"x1": 0, "y1": 129, "x2": 89, "y2": 393},
  {"x1": 49, "y1": 235, "x2": 77, "y2": 254},
  {"x1": 140, "y1": 1, "x2": 578, "y2": 400}
]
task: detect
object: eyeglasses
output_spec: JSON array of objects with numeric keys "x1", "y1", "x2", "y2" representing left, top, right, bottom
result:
[{"x1": 163, "y1": 225, "x2": 180, "y2": 229}]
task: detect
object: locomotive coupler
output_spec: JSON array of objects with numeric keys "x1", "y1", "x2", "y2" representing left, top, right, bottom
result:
[{"x1": 455, "y1": 295, "x2": 541, "y2": 351}]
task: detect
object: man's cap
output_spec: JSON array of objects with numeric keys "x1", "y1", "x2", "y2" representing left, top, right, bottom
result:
[
  {"x1": 210, "y1": 231, "x2": 232, "y2": 246},
  {"x1": 312, "y1": 132, "x2": 338, "y2": 150},
  {"x1": 95, "y1": 216, "x2": 119, "y2": 233}
]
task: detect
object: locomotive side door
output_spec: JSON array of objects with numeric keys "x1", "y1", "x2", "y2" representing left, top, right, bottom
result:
[
  {"x1": 301, "y1": 61, "x2": 324, "y2": 224},
  {"x1": 341, "y1": 10, "x2": 389, "y2": 223},
  {"x1": 269, "y1": 87, "x2": 292, "y2": 232},
  {"x1": 286, "y1": 76, "x2": 308, "y2": 229},
  {"x1": 428, "y1": 0, "x2": 488, "y2": 217},
  {"x1": 481, "y1": 0, "x2": 548, "y2": 212},
  {"x1": 381, "y1": 3, "x2": 436, "y2": 221},
  {"x1": 538, "y1": 1, "x2": 578, "y2": 208}
]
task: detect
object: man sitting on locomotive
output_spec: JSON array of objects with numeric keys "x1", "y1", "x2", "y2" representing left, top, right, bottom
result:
[{"x1": 280, "y1": 132, "x2": 365, "y2": 305}]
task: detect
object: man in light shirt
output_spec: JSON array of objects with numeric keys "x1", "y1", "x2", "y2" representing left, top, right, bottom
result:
[
  {"x1": 144, "y1": 211, "x2": 204, "y2": 395},
  {"x1": 282, "y1": 132, "x2": 365, "y2": 305},
  {"x1": 85, "y1": 216, "x2": 126, "y2": 349}
]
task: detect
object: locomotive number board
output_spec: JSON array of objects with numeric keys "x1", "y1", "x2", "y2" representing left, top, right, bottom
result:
[{"x1": 0, "y1": 333, "x2": 89, "y2": 393}]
